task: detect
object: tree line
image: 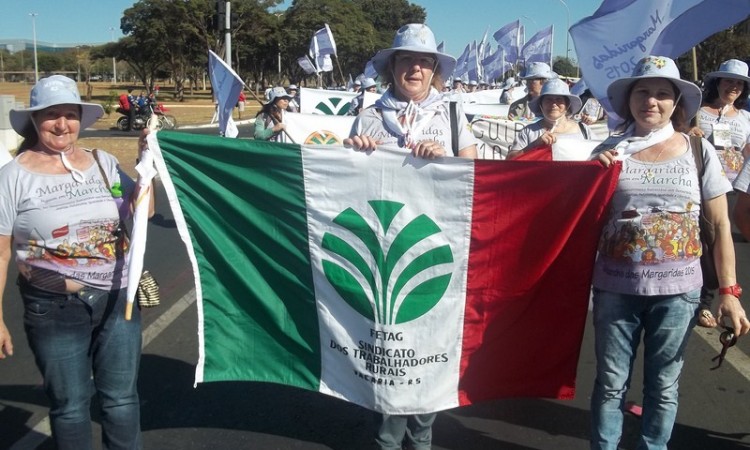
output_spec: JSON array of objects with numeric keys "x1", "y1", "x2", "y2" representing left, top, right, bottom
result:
[{"x1": 2, "y1": 1, "x2": 747, "y2": 101}]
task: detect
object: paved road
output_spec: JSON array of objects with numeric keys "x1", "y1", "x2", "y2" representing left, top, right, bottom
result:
[{"x1": 2, "y1": 183, "x2": 750, "y2": 450}]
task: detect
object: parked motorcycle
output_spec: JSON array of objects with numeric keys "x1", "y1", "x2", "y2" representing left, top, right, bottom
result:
[{"x1": 116, "y1": 103, "x2": 177, "y2": 131}]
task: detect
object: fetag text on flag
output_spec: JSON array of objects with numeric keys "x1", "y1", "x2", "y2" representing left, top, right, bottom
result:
[{"x1": 149, "y1": 132, "x2": 620, "y2": 414}]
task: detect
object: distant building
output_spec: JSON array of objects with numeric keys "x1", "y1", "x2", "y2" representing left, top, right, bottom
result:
[{"x1": 0, "y1": 39, "x2": 104, "y2": 54}]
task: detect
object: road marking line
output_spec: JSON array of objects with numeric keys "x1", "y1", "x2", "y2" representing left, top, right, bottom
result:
[
  {"x1": 142, "y1": 289, "x2": 196, "y2": 348},
  {"x1": 693, "y1": 326, "x2": 750, "y2": 381}
]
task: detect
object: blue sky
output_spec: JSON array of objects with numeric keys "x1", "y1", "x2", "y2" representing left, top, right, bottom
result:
[{"x1": 0, "y1": 0, "x2": 603, "y2": 60}]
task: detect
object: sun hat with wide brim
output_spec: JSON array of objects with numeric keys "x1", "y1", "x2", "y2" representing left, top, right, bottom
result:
[
  {"x1": 530, "y1": 78, "x2": 583, "y2": 117},
  {"x1": 500, "y1": 77, "x2": 516, "y2": 90},
  {"x1": 268, "y1": 86, "x2": 293, "y2": 103},
  {"x1": 520, "y1": 62, "x2": 555, "y2": 80},
  {"x1": 362, "y1": 77, "x2": 377, "y2": 89},
  {"x1": 10, "y1": 75, "x2": 104, "y2": 137},
  {"x1": 371, "y1": 23, "x2": 456, "y2": 81},
  {"x1": 607, "y1": 55, "x2": 702, "y2": 119},
  {"x1": 704, "y1": 59, "x2": 750, "y2": 84}
]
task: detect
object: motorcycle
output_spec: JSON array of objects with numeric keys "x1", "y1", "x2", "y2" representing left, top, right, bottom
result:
[{"x1": 116, "y1": 103, "x2": 177, "y2": 131}]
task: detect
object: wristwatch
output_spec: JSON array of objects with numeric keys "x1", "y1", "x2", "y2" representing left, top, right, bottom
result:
[{"x1": 718, "y1": 283, "x2": 743, "y2": 298}]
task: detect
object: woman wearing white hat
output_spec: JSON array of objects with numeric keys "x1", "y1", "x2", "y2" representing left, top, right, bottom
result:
[
  {"x1": 348, "y1": 77, "x2": 378, "y2": 116},
  {"x1": 689, "y1": 59, "x2": 750, "y2": 328},
  {"x1": 591, "y1": 56, "x2": 749, "y2": 450},
  {"x1": 344, "y1": 23, "x2": 475, "y2": 450},
  {"x1": 691, "y1": 59, "x2": 750, "y2": 184},
  {"x1": 345, "y1": 23, "x2": 477, "y2": 159},
  {"x1": 254, "y1": 87, "x2": 292, "y2": 141},
  {"x1": 0, "y1": 75, "x2": 153, "y2": 449},
  {"x1": 507, "y1": 62, "x2": 555, "y2": 120},
  {"x1": 508, "y1": 78, "x2": 595, "y2": 159}
]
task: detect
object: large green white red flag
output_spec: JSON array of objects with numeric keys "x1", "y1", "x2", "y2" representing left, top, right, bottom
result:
[{"x1": 148, "y1": 131, "x2": 619, "y2": 414}]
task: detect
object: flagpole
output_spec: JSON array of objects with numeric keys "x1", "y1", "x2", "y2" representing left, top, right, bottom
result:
[{"x1": 334, "y1": 55, "x2": 346, "y2": 87}]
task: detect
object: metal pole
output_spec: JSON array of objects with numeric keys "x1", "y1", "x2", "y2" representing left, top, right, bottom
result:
[
  {"x1": 110, "y1": 27, "x2": 117, "y2": 84},
  {"x1": 224, "y1": 1, "x2": 231, "y2": 68},
  {"x1": 30, "y1": 13, "x2": 38, "y2": 83},
  {"x1": 558, "y1": 0, "x2": 571, "y2": 61}
]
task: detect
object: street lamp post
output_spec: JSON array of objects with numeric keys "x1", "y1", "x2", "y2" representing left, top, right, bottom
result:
[
  {"x1": 76, "y1": 46, "x2": 81, "y2": 82},
  {"x1": 29, "y1": 13, "x2": 39, "y2": 83},
  {"x1": 274, "y1": 13, "x2": 283, "y2": 77},
  {"x1": 557, "y1": 0, "x2": 571, "y2": 61},
  {"x1": 110, "y1": 27, "x2": 117, "y2": 84}
]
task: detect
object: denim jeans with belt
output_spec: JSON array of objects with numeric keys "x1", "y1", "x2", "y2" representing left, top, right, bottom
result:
[
  {"x1": 590, "y1": 288, "x2": 700, "y2": 450},
  {"x1": 21, "y1": 279, "x2": 143, "y2": 450}
]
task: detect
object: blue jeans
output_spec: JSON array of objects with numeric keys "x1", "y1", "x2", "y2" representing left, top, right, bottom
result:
[
  {"x1": 375, "y1": 413, "x2": 436, "y2": 450},
  {"x1": 21, "y1": 279, "x2": 142, "y2": 450},
  {"x1": 590, "y1": 288, "x2": 700, "y2": 450}
]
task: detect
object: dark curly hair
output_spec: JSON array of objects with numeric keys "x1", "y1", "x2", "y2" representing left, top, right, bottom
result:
[{"x1": 702, "y1": 77, "x2": 749, "y2": 110}]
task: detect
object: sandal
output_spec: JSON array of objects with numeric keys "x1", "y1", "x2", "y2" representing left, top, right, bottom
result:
[{"x1": 698, "y1": 308, "x2": 718, "y2": 328}]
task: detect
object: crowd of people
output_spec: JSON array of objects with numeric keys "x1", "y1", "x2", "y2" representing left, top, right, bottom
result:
[{"x1": 0, "y1": 20, "x2": 749, "y2": 450}]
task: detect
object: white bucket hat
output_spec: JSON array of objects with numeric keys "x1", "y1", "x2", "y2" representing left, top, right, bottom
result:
[
  {"x1": 10, "y1": 75, "x2": 103, "y2": 137},
  {"x1": 500, "y1": 77, "x2": 516, "y2": 90},
  {"x1": 521, "y1": 62, "x2": 555, "y2": 80},
  {"x1": 268, "y1": 86, "x2": 292, "y2": 103},
  {"x1": 705, "y1": 59, "x2": 750, "y2": 84},
  {"x1": 607, "y1": 55, "x2": 702, "y2": 119},
  {"x1": 371, "y1": 23, "x2": 456, "y2": 80},
  {"x1": 362, "y1": 77, "x2": 377, "y2": 89},
  {"x1": 288, "y1": 84, "x2": 298, "y2": 91},
  {"x1": 530, "y1": 78, "x2": 583, "y2": 116}
]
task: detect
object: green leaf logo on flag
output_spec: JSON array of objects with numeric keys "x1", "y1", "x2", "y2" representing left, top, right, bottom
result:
[
  {"x1": 322, "y1": 200, "x2": 453, "y2": 325},
  {"x1": 314, "y1": 97, "x2": 352, "y2": 116}
]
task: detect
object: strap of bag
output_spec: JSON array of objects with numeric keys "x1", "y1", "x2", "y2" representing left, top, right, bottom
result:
[
  {"x1": 578, "y1": 121, "x2": 590, "y2": 140},
  {"x1": 449, "y1": 101, "x2": 459, "y2": 156},
  {"x1": 92, "y1": 149, "x2": 111, "y2": 191},
  {"x1": 689, "y1": 135, "x2": 707, "y2": 202},
  {"x1": 92, "y1": 149, "x2": 131, "y2": 239}
]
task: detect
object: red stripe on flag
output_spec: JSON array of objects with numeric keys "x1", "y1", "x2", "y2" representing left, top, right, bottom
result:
[{"x1": 459, "y1": 160, "x2": 620, "y2": 404}]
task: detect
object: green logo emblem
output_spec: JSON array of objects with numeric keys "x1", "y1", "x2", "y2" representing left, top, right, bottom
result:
[
  {"x1": 322, "y1": 200, "x2": 453, "y2": 324},
  {"x1": 314, "y1": 97, "x2": 351, "y2": 116}
]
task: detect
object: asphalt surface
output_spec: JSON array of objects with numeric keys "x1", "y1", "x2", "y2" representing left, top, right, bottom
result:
[{"x1": 1, "y1": 171, "x2": 750, "y2": 450}]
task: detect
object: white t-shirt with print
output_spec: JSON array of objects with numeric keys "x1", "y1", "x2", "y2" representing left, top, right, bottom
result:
[{"x1": 592, "y1": 136, "x2": 732, "y2": 296}]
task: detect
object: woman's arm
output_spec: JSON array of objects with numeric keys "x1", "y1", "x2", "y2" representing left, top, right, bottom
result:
[
  {"x1": 0, "y1": 235, "x2": 13, "y2": 359},
  {"x1": 704, "y1": 193, "x2": 749, "y2": 335},
  {"x1": 254, "y1": 114, "x2": 284, "y2": 140}
]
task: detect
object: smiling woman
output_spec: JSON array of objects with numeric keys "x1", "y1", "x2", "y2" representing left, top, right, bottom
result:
[
  {"x1": 589, "y1": 56, "x2": 750, "y2": 449},
  {"x1": 345, "y1": 23, "x2": 477, "y2": 160},
  {"x1": 0, "y1": 74, "x2": 154, "y2": 450}
]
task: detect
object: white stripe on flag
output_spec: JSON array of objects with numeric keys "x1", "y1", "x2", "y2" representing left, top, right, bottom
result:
[{"x1": 301, "y1": 145, "x2": 474, "y2": 413}]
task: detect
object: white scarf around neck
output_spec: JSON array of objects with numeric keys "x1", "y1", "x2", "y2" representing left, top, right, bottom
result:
[
  {"x1": 605, "y1": 122, "x2": 676, "y2": 161},
  {"x1": 376, "y1": 87, "x2": 446, "y2": 148}
]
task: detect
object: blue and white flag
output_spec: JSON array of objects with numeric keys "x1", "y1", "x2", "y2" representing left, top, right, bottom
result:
[
  {"x1": 521, "y1": 26, "x2": 553, "y2": 66},
  {"x1": 467, "y1": 41, "x2": 479, "y2": 83},
  {"x1": 454, "y1": 44, "x2": 471, "y2": 78},
  {"x1": 364, "y1": 59, "x2": 378, "y2": 79},
  {"x1": 298, "y1": 56, "x2": 318, "y2": 75},
  {"x1": 570, "y1": 0, "x2": 750, "y2": 120},
  {"x1": 493, "y1": 20, "x2": 521, "y2": 65},
  {"x1": 208, "y1": 50, "x2": 244, "y2": 138},
  {"x1": 482, "y1": 47, "x2": 512, "y2": 82},
  {"x1": 309, "y1": 23, "x2": 337, "y2": 57}
]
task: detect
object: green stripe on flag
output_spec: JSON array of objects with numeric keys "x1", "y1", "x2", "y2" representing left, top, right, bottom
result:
[{"x1": 156, "y1": 131, "x2": 320, "y2": 389}]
